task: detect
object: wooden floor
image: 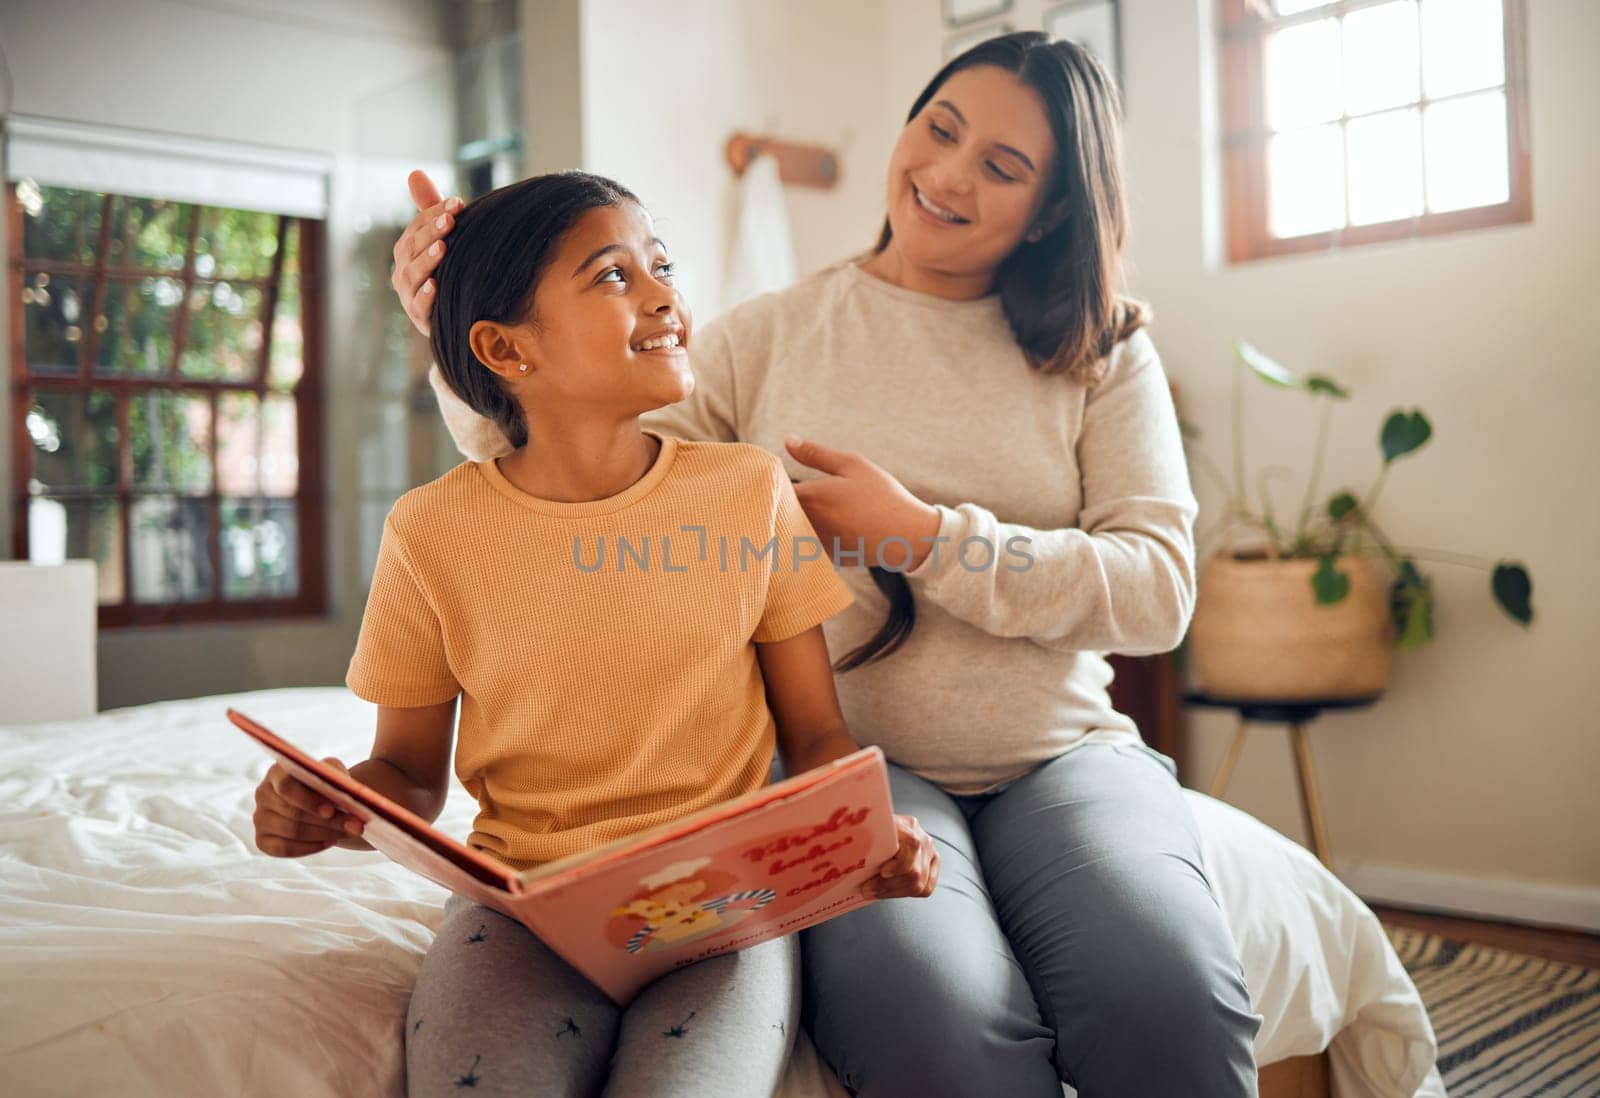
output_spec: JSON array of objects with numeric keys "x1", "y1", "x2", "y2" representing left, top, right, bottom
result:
[{"x1": 1370, "y1": 903, "x2": 1600, "y2": 968}]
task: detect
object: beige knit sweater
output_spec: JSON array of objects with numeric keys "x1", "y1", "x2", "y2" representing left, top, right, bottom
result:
[{"x1": 431, "y1": 261, "x2": 1197, "y2": 793}]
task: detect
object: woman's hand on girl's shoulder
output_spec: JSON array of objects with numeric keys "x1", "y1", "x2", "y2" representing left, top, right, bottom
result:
[
  {"x1": 861, "y1": 813, "x2": 940, "y2": 900},
  {"x1": 391, "y1": 169, "x2": 464, "y2": 339}
]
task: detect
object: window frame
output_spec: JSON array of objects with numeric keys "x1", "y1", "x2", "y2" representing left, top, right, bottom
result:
[
  {"x1": 1219, "y1": 0, "x2": 1532, "y2": 263},
  {"x1": 7, "y1": 185, "x2": 327, "y2": 628}
]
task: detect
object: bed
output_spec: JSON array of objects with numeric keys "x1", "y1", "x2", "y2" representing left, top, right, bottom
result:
[{"x1": 0, "y1": 687, "x2": 1444, "y2": 1097}]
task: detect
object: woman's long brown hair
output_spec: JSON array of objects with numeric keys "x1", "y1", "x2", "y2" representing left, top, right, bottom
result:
[{"x1": 834, "y1": 31, "x2": 1146, "y2": 674}]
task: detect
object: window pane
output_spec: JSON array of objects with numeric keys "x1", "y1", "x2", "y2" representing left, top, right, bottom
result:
[
  {"x1": 28, "y1": 389, "x2": 118, "y2": 490},
  {"x1": 106, "y1": 196, "x2": 192, "y2": 272},
  {"x1": 180, "y1": 281, "x2": 264, "y2": 381},
  {"x1": 262, "y1": 394, "x2": 299, "y2": 497},
  {"x1": 220, "y1": 392, "x2": 297, "y2": 498},
  {"x1": 1425, "y1": 91, "x2": 1509, "y2": 213},
  {"x1": 221, "y1": 498, "x2": 298, "y2": 600},
  {"x1": 268, "y1": 273, "x2": 304, "y2": 390},
  {"x1": 29, "y1": 497, "x2": 124, "y2": 604},
  {"x1": 130, "y1": 496, "x2": 213, "y2": 603},
  {"x1": 1343, "y1": 2, "x2": 1419, "y2": 116},
  {"x1": 1268, "y1": 124, "x2": 1345, "y2": 238},
  {"x1": 1265, "y1": 18, "x2": 1342, "y2": 131},
  {"x1": 196, "y1": 207, "x2": 281, "y2": 281},
  {"x1": 280, "y1": 219, "x2": 301, "y2": 279},
  {"x1": 217, "y1": 391, "x2": 261, "y2": 496},
  {"x1": 1422, "y1": 0, "x2": 1504, "y2": 99},
  {"x1": 1348, "y1": 109, "x2": 1423, "y2": 226},
  {"x1": 18, "y1": 182, "x2": 103, "y2": 266},
  {"x1": 130, "y1": 390, "x2": 212, "y2": 493},
  {"x1": 22, "y1": 273, "x2": 90, "y2": 376},
  {"x1": 95, "y1": 276, "x2": 181, "y2": 377}
]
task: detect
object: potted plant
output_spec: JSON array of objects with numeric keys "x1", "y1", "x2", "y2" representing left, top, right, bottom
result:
[{"x1": 1181, "y1": 341, "x2": 1534, "y2": 700}]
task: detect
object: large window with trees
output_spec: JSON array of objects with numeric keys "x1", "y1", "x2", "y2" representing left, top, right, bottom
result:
[
  {"x1": 9, "y1": 182, "x2": 325, "y2": 626},
  {"x1": 1219, "y1": 0, "x2": 1530, "y2": 261}
]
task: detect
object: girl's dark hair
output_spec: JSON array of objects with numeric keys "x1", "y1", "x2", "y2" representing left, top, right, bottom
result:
[
  {"x1": 832, "y1": 566, "x2": 918, "y2": 673},
  {"x1": 837, "y1": 31, "x2": 1143, "y2": 674},
  {"x1": 429, "y1": 171, "x2": 638, "y2": 449}
]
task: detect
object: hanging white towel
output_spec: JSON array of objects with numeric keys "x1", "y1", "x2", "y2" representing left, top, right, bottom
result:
[{"x1": 722, "y1": 151, "x2": 797, "y2": 311}]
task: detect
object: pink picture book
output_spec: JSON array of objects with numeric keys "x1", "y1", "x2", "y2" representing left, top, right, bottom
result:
[{"x1": 226, "y1": 708, "x2": 898, "y2": 1004}]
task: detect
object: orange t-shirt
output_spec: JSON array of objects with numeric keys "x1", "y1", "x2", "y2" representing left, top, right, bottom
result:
[{"x1": 346, "y1": 433, "x2": 854, "y2": 870}]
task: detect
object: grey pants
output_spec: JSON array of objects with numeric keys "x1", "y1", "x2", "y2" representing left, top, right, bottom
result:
[
  {"x1": 405, "y1": 892, "x2": 798, "y2": 1098},
  {"x1": 801, "y1": 741, "x2": 1262, "y2": 1098}
]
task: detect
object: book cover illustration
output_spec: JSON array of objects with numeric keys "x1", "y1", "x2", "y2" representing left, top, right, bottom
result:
[{"x1": 227, "y1": 707, "x2": 897, "y2": 1002}]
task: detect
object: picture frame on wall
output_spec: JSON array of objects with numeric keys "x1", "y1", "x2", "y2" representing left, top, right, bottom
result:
[
  {"x1": 1045, "y1": 0, "x2": 1122, "y2": 91},
  {"x1": 942, "y1": 0, "x2": 1012, "y2": 29},
  {"x1": 943, "y1": 22, "x2": 1015, "y2": 61}
]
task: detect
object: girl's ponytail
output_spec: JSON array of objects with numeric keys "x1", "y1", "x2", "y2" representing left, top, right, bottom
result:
[{"x1": 832, "y1": 568, "x2": 915, "y2": 673}]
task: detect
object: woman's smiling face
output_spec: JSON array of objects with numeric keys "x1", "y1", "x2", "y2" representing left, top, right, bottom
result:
[{"x1": 882, "y1": 64, "x2": 1059, "y2": 282}]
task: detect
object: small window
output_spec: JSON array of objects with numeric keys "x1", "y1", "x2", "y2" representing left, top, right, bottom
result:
[
  {"x1": 1219, "y1": 0, "x2": 1530, "y2": 261},
  {"x1": 10, "y1": 183, "x2": 326, "y2": 627}
]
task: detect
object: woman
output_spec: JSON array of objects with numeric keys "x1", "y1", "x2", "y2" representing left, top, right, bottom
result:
[{"x1": 391, "y1": 32, "x2": 1260, "y2": 1098}]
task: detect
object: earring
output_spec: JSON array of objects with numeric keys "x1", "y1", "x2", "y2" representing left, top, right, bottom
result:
[{"x1": 518, "y1": 363, "x2": 529, "y2": 373}]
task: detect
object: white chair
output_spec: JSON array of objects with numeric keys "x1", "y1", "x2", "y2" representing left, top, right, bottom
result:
[{"x1": 0, "y1": 560, "x2": 97, "y2": 722}]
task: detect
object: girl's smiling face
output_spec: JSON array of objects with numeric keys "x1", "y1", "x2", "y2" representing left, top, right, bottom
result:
[
  {"x1": 471, "y1": 201, "x2": 695, "y2": 417},
  {"x1": 882, "y1": 64, "x2": 1060, "y2": 282}
]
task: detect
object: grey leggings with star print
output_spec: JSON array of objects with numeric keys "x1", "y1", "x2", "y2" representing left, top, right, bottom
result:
[{"x1": 404, "y1": 893, "x2": 799, "y2": 1098}]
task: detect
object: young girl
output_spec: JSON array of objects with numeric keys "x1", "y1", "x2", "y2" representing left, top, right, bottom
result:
[{"x1": 251, "y1": 171, "x2": 938, "y2": 1098}]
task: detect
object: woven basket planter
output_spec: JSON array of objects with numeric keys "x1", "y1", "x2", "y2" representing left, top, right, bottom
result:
[{"x1": 1189, "y1": 553, "x2": 1392, "y2": 700}]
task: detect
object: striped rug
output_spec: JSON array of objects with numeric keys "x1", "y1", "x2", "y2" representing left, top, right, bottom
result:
[{"x1": 1388, "y1": 926, "x2": 1600, "y2": 1097}]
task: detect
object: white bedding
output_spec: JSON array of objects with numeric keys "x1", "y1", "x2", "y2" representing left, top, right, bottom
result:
[{"x1": 0, "y1": 688, "x2": 1442, "y2": 1097}]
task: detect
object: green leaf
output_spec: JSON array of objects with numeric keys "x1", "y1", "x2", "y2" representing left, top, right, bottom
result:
[
  {"x1": 1380, "y1": 409, "x2": 1432, "y2": 464},
  {"x1": 1311, "y1": 554, "x2": 1350, "y2": 605},
  {"x1": 1236, "y1": 340, "x2": 1297, "y2": 388},
  {"x1": 1306, "y1": 374, "x2": 1350, "y2": 399},
  {"x1": 1327, "y1": 492, "x2": 1360, "y2": 522},
  {"x1": 1389, "y1": 560, "x2": 1434, "y2": 650},
  {"x1": 1491, "y1": 562, "x2": 1534, "y2": 625}
]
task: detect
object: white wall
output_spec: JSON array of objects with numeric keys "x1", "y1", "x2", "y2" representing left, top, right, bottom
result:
[
  {"x1": 1124, "y1": 0, "x2": 1599, "y2": 917},
  {"x1": 883, "y1": 0, "x2": 1599, "y2": 920},
  {"x1": 576, "y1": 0, "x2": 894, "y2": 318},
  {"x1": 0, "y1": 0, "x2": 456, "y2": 708}
]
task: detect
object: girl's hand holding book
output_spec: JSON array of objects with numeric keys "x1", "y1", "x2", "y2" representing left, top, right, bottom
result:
[
  {"x1": 861, "y1": 813, "x2": 940, "y2": 900},
  {"x1": 252, "y1": 758, "x2": 369, "y2": 857}
]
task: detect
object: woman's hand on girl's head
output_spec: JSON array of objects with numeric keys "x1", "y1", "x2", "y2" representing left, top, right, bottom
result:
[
  {"x1": 391, "y1": 169, "x2": 464, "y2": 339},
  {"x1": 862, "y1": 813, "x2": 940, "y2": 900},
  {"x1": 252, "y1": 758, "x2": 368, "y2": 857}
]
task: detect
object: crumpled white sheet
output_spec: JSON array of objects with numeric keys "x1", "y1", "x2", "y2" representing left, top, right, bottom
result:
[
  {"x1": 0, "y1": 688, "x2": 1441, "y2": 1097},
  {"x1": 1193, "y1": 793, "x2": 1444, "y2": 1098}
]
